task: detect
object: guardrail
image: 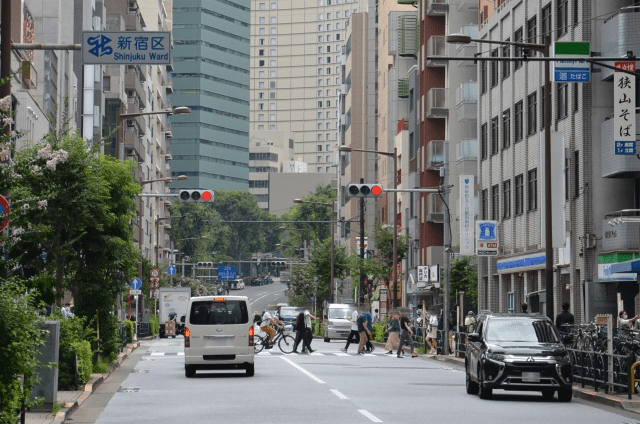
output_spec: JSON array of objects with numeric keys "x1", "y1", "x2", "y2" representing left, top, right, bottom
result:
[{"x1": 566, "y1": 348, "x2": 633, "y2": 399}]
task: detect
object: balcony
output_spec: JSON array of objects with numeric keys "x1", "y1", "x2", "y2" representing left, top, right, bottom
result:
[
  {"x1": 426, "y1": 88, "x2": 448, "y2": 119},
  {"x1": 456, "y1": 0, "x2": 479, "y2": 12},
  {"x1": 427, "y1": 0, "x2": 448, "y2": 16},
  {"x1": 426, "y1": 193, "x2": 445, "y2": 223},
  {"x1": 398, "y1": 15, "x2": 418, "y2": 58},
  {"x1": 164, "y1": 78, "x2": 173, "y2": 94},
  {"x1": 456, "y1": 138, "x2": 477, "y2": 176},
  {"x1": 601, "y1": 113, "x2": 640, "y2": 177},
  {"x1": 455, "y1": 81, "x2": 477, "y2": 122},
  {"x1": 601, "y1": 9, "x2": 640, "y2": 80},
  {"x1": 21, "y1": 61, "x2": 36, "y2": 89},
  {"x1": 426, "y1": 140, "x2": 445, "y2": 170},
  {"x1": 126, "y1": 100, "x2": 147, "y2": 135},
  {"x1": 125, "y1": 129, "x2": 145, "y2": 163},
  {"x1": 398, "y1": 79, "x2": 409, "y2": 98},
  {"x1": 602, "y1": 211, "x2": 640, "y2": 252},
  {"x1": 427, "y1": 36, "x2": 447, "y2": 67},
  {"x1": 125, "y1": 71, "x2": 147, "y2": 106}
]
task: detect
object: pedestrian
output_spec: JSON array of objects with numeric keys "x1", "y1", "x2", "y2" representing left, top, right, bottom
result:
[
  {"x1": 464, "y1": 311, "x2": 476, "y2": 333},
  {"x1": 555, "y1": 302, "x2": 574, "y2": 333},
  {"x1": 397, "y1": 313, "x2": 418, "y2": 358},
  {"x1": 293, "y1": 311, "x2": 310, "y2": 353},
  {"x1": 426, "y1": 313, "x2": 438, "y2": 353},
  {"x1": 618, "y1": 310, "x2": 638, "y2": 331},
  {"x1": 356, "y1": 312, "x2": 372, "y2": 355},
  {"x1": 372, "y1": 308, "x2": 380, "y2": 324},
  {"x1": 364, "y1": 309, "x2": 375, "y2": 353},
  {"x1": 341, "y1": 309, "x2": 360, "y2": 353},
  {"x1": 521, "y1": 303, "x2": 528, "y2": 313},
  {"x1": 303, "y1": 310, "x2": 318, "y2": 353},
  {"x1": 384, "y1": 314, "x2": 401, "y2": 355}
]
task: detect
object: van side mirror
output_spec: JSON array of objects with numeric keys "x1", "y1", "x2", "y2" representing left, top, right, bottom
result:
[
  {"x1": 180, "y1": 316, "x2": 185, "y2": 323},
  {"x1": 467, "y1": 333, "x2": 480, "y2": 342}
]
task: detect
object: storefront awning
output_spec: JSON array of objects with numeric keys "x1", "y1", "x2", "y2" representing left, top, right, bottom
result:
[{"x1": 610, "y1": 258, "x2": 640, "y2": 274}]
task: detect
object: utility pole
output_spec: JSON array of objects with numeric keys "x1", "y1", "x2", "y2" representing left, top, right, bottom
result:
[
  {"x1": 0, "y1": 0, "x2": 11, "y2": 103},
  {"x1": 359, "y1": 178, "x2": 365, "y2": 304},
  {"x1": 443, "y1": 143, "x2": 451, "y2": 356}
]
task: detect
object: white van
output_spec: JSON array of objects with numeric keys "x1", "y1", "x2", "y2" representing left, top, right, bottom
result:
[
  {"x1": 323, "y1": 303, "x2": 358, "y2": 342},
  {"x1": 183, "y1": 295, "x2": 255, "y2": 377}
]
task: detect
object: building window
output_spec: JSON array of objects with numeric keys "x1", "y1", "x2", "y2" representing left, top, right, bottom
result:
[
  {"x1": 514, "y1": 28, "x2": 523, "y2": 70},
  {"x1": 270, "y1": 60, "x2": 276, "y2": 66},
  {"x1": 259, "y1": 2, "x2": 265, "y2": 9},
  {"x1": 259, "y1": 17, "x2": 266, "y2": 24},
  {"x1": 270, "y1": 49, "x2": 276, "y2": 56},
  {"x1": 317, "y1": 167, "x2": 322, "y2": 172},
  {"x1": 318, "y1": 101, "x2": 323, "y2": 107},
  {"x1": 491, "y1": 116, "x2": 499, "y2": 155},
  {"x1": 502, "y1": 109, "x2": 511, "y2": 149},
  {"x1": 558, "y1": 0, "x2": 568, "y2": 38},
  {"x1": 565, "y1": 158, "x2": 570, "y2": 200},
  {"x1": 527, "y1": 16, "x2": 537, "y2": 55},
  {"x1": 527, "y1": 92, "x2": 537, "y2": 135},
  {"x1": 491, "y1": 49, "x2": 499, "y2": 87},
  {"x1": 259, "y1": 49, "x2": 265, "y2": 56},
  {"x1": 482, "y1": 189, "x2": 488, "y2": 220},
  {"x1": 492, "y1": 185, "x2": 499, "y2": 221},
  {"x1": 258, "y1": 92, "x2": 265, "y2": 99},
  {"x1": 271, "y1": 16, "x2": 277, "y2": 23},
  {"x1": 269, "y1": 125, "x2": 276, "y2": 130},
  {"x1": 259, "y1": 60, "x2": 265, "y2": 66},
  {"x1": 502, "y1": 41, "x2": 511, "y2": 80},
  {"x1": 258, "y1": 125, "x2": 264, "y2": 130},
  {"x1": 528, "y1": 169, "x2": 537, "y2": 211},
  {"x1": 515, "y1": 174, "x2": 524, "y2": 215},
  {"x1": 258, "y1": 114, "x2": 265, "y2": 121},
  {"x1": 270, "y1": 27, "x2": 276, "y2": 34},
  {"x1": 270, "y1": 103, "x2": 276, "y2": 110},
  {"x1": 503, "y1": 180, "x2": 511, "y2": 219},
  {"x1": 270, "y1": 92, "x2": 276, "y2": 99},
  {"x1": 326, "y1": 144, "x2": 331, "y2": 151},
  {"x1": 318, "y1": 156, "x2": 323, "y2": 162},
  {"x1": 269, "y1": 81, "x2": 276, "y2": 88},
  {"x1": 270, "y1": 114, "x2": 276, "y2": 121},
  {"x1": 259, "y1": 28, "x2": 265, "y2": 35},
  {"x1": 481, "y1": 58, "x2": 487, "y2": 94},
  {"x1": 326, "y1": 67, "x2": 331, "y2": 74},
  {"x1": 259, "y1": 38, "x2": 265, "y2": 45},
  {"x1": 515, "y1": 101, "x2": 523, "y2": 142},
  {"x1": 318, "y1": 145, "x2": 323, "y2": 151},
  {"x1": 542, "y1": 5, "x2": 551, "y2": 44},
  {"x1": 270, "y1": 38, "x2": 277, "y2": 45},
  {"x1": 326, "y1": 155, "x2": 330, "y2": 162},
  {"x1": 258, "y1": 103, "x2": 264, "y2": 110},
  {"x1": 271, "y1": 2, "x2": 276, "y2": 8},
  {"x1": 481, "y1": 123, "x2": 487, "y2": 160},
  {"x1": 270, "y1": 70, "x2": 276, "y2": 77},
  {"x1": 540, "y1": 86, "x2": 545, "y2": 129},
  {"x1": 258, "y1": 71, "x2": 265, "y2": 77},
  {"x1": 558, "y1": 83, "x2": 568, "y2": 120},
  {"x1": 574, "y1": 151, "x2": 580, "y2": 198}
]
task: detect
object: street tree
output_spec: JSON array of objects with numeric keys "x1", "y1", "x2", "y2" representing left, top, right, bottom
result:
[{"x1": 449, "y1": 256, "x2": 478, "y2": 308}]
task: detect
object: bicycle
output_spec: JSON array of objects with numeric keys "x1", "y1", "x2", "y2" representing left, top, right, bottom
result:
[{"x1": 254, "y1": 325, "x2": 296, "y2": 354}]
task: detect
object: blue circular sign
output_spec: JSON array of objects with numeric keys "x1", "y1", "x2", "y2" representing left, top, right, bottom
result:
[
  {"x1": 167, "y1": 265, "x2": 176, "y2": 276},
  {"x1": 130, "y1": 277, "x2": 142, "y2": 290}
]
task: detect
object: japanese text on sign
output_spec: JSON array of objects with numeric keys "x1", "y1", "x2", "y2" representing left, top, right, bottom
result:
[
  {"x1": 460, "y1": 175, "x2": 475, "y2": 256},
  {"x1": 614, "y1": 62, "x2": 636, "y2": 155},
  {"x1": 82, "y1": 31, "x2": 171, "y2": 65}
]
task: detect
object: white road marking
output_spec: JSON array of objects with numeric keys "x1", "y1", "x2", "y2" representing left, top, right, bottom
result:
[
  {"x1": 358, "y1": 410, "x2": 383, "y2": 423},
  {"x1": 177, "y1": 352, "x2": 184, "y2": 356},
  {"x1": 310, "y1": 352, "x2": 324, "y2": 356},
  {"x1": 257, "y1": 351, "x2": 272, "y2": 356},
  {"x1": 334, "y1": 353, "x2": 350, "y2": 356},
  {"x1": 330, "y1": 389, "x2": 349, "y2": 400},
  {"x1": 281, "y1": 357, "x2": 325, "y2": 384},
  {"x1": 150, "y1": 352, "x2": 164, "y2": 356},
  {"x1": 250, "y1": 291, "x2": 281, "y2": 305}
]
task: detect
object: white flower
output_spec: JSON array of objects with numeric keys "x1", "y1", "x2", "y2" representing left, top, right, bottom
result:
[
  {"x1": 13, "y1": 227, "x2": 24, "y2": 235},
  {"x1": 11, "y1": 171, "x2": 21, "y2": 178},
  {"x1": 21, "y1": 204, "x2": 29, "y2": 211},
  {"x1": 37, "y1": 144, "x2": 52, "y2": 159},
  {"x1": 38, "y1": 200, "x2": 47, "y2": 210},
  {"x1": 0, "y1": 95, "x2": 11, "y2": 111},
  {"x1": 45, "y1": 160, "x2": 56, "y2": 170}
]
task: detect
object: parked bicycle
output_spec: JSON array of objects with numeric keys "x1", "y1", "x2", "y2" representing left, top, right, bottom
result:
[{"x1": 254, "y1": 325, "x2": 295, "y2": 354}]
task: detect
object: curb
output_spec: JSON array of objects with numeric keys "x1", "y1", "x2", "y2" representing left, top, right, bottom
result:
[{"x1": 51, "y1": 341, "x2": 140, "y2": 423}]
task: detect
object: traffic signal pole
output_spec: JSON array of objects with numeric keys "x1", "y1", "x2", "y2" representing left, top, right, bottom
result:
[{"x1": 359, "y1": 178, "x2": 365, "y2": 304}]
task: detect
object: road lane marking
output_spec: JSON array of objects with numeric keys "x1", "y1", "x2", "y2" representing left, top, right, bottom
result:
[
  {"x1": 281, "y1": 357, "x2": 325, "y2": 384},
  {"x1": 330, "y1": 389, "x2": 349, "y2": 400},
  {"x1": 150, "y1": 352, "x2": 164, "y2": 356},
  {"x1": 250, "y1": 291, "x2": 276, "y2": 305},
  {"x1": 334, "y1": 353, "x2": 350, "y2": 356},
  {"x1": 358, "y1": 410, "x2": 383, "y2": 423}
]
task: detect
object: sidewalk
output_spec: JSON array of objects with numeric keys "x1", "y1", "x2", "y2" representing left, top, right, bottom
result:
[
  {"x1": 420, "y1": 348, "x2": 640, "y2": 414},
  {"x1": 25, "y1": 341, "x2": 140, "y2": 424}
]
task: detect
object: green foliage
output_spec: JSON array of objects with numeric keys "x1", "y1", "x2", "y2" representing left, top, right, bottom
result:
[
  {"x1": 92, "y1": 359, "x2": 110, "y2": 374},
  {"x1": 149, "y1": 314, "x2": 160, "y2": 335},
  {"x1": 450, "y1": 256, "x2": 478, "y2": 308},
  {"x1": 122, "y1": 320, "x2": 135, "y2": 344},
  {"x1": 56, "y1": 315, "x2": 96, "y2": 390},
  {"x1": 372, "y1": 324, "x2": 386, "y2": 342},
  {"x1": 372, "y1": 223, "x2": 411, "y2": 270},
  {"x1": 51, "y1": 402, "x2": 62, "y2": 417},
  {"x1": 72, "y1": 340, "x2": 93, "y2": 383},
  {"x1": 280, "y1": 184, "x2": 335, "y2": 246},
  {"x1": 311, "y1": 321, "x2": 324, "y2": 336},
  {"x1": 0, "y1": 281, "x2": 48, "y2": 423}
]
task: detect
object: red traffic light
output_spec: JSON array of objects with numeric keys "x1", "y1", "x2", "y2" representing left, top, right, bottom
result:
[
  {"x1": 371, "y1": 185, "x2": 383, "y2": 196},
  {"x1": 202, "y1": 191, "x2": 213, "y2": 201},
  {"x1": 179, "y1": 190, "x2": 215, "y2": 203}
]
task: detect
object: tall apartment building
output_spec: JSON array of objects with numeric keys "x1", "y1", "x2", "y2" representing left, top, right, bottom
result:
[
  {"x1": 476, "y1": 1, "x2": 640, "y2": 322},
  {"x1": 248, "y1": 130, "x2": 295, "y2": 209},
  {"x1": 9, "y1": 0, "x2": 78, "y2": 150},
  {"x1": 169, "y1": 0, "x2": 250, "y2": 191},
  {"x1": 249, "y1": 0, "x2": 366, "y2": 175}
]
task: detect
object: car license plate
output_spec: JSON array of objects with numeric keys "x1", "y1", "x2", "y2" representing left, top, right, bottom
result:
[{"x1": 522, "y1": 372, "x2": 540, "y2": 382}]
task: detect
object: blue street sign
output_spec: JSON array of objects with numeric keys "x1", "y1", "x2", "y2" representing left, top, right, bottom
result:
[
  {"x1": 615, "y1": 141, "x2": 636, "y2": 155},
  {"x1": 82, "y1": 31, "x2": 171, "y2": 65},
  {"x1": 167, "y1": 265, "x2": 177, "y2": 276},
  {"x1": 554, "y1": 70, "x2": 590, "y2": 82},
  {"x1": 130, "y1": 277, "x2": 142, "y2": 290},
  {"x1": 477, "y1": 221, "x2": 497, "y2": 241},
  {"x1": 217, "y1": 266, "x2": 237, "y2": 281}
]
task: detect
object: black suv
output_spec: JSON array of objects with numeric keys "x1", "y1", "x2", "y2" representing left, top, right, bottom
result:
[{"x1": 465, "y1": 313, "x2": 572, "y2": 402}]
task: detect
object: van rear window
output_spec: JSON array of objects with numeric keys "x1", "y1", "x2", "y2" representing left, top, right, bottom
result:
[{"x1": 189, "y1": 301, "x2": 249, "y2": 325}]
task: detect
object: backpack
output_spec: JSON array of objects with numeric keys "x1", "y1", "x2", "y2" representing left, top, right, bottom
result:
[{"x1": 357, "y1": 314, "x2": 367, "y2": 326}]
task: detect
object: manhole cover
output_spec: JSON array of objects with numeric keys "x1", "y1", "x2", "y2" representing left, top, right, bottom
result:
[
  {"x1": 117, "y1": 387, "x2": 140, "y2": 393},
  {"x1": 133, "y1": 370, "x2": 149, "y2": 374}
]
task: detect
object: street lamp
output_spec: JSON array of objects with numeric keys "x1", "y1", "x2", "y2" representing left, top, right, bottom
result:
[
  {"x1": 279, "y1": 226, "x2": 311, "y2": 261},
  {"x1": 294, "y1": 198, "x2": 336, "y2": 302},
  {"x1": 338, "y1": 145, "x2": 399, "y2": 309},
  {"x1": 446, "y1": 34, "x2": 554, "y2": 323}
]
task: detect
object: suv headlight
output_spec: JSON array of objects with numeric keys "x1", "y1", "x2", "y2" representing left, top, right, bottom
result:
[
  {"x1": 486, "y1": 352, "x2": 506, "y2": 362},
  {"x1": 552, "y1": 352, "x2": 571, "y2": 364}
]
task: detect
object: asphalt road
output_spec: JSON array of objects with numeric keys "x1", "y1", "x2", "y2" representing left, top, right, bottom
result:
[{"x1": 72, "y1": 281, "x2": 640, "y2": 424}]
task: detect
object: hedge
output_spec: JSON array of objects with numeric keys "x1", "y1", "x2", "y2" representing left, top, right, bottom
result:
[
  {"x1": 149, "y1": 314, "x2": 159, "y2": 336},
  {"x1": 72, "y1": 340, "x2": 93, "y2": 383},
  {"x1": 122, "y1": 320, "x2": 135, "y2": 344}
]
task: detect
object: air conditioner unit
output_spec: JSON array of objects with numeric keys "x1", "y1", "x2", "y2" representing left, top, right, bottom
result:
[
  {"x1": 164, "y1": 154, "x2": 172, "y2": 161},
  {"x1": 165, "y1": 131, "x2": 173, "y2": 138}
]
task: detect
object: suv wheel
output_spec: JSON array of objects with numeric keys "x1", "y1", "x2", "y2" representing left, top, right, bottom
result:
[
  {"x1": 558, "y1": 387, "x2": 572, "y2": 402},
  {"x1": 465, "y1": 362, "x2": 479, "y2": 394},
  {"x1": 185, "y1": 365, "x2": 196, "y2": 378},
  {"x1": 478, "y1": 367, "x2": 492, "y2": 400},
  {"x1": 245, "y1": 363, "x2": 255, "y2": 377}
]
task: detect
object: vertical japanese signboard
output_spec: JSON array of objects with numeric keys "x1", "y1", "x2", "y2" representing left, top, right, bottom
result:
[
  {"x1": 614, "y1": 62, "x2": 636, "y2": 155},
  {"x1": 459, "y1": 175, "x2": 475, "y2": 256}
]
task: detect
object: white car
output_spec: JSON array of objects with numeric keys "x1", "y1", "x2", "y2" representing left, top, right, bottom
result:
[{"x1": 183, "y1": 295, "x2": 255, "y2": 377}]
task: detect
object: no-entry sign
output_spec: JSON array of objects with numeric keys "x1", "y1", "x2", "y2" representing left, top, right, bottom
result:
[{"x1": 0, "y1": 194, "x2": 10, "y2": 231}]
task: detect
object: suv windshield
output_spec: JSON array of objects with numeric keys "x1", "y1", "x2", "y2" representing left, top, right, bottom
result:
[
  {"x1": 329, "y1": 309, "x2": 353, "y2": 319},
  {"x1": 279, "y1": 308, "x2": 301, "y2": 318},
  {"x1": 485, "y1": 319, "x2": 559, "y2": 343},
  {"x1": 189, "y1": 300, "x2": 249, "y2": 325}
]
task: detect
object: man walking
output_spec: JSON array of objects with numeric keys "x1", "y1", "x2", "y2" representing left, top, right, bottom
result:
[
  {"x1": 521, "y1": 303, "x2": 529, "y2": 313},
  {"x1": 555, "y1": 302, "x2": 574, "y2": 333},
  {"x1": 357, "y1": 312, "x2": 371, "y2": 355},
  {"x1": 341, "y1": 309, "x2": 360, "y2": 353},
  {"x1": 364, "y1": 310, "x2": 375, "y2": 353}
]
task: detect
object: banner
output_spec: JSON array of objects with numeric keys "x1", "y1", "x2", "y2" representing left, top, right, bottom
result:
[{"x1": 459, "y1": 175, "x2": 475, "y2": 256}]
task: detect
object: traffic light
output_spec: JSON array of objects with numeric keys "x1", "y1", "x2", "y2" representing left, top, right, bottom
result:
[
  {"x1": 179, "y1": 190, "x2": 214, "y2": 202},
  {"x1": 271, "y1": 261, "x2": 286, "y2": 267},
  {"x1": 346, "y1": 183, "x2": 384, "y2": 198},
  {"x1": 197, "y1": 262, "x2": 213, "y2": 268}
]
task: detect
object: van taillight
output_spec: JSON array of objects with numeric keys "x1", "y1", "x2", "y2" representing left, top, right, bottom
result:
[
  {"x1": 248, "y1": 325, "x2": 254, "y2": 347},
  {"x1": 185, "y1": 327, "x2": 190, "y2": 348}
]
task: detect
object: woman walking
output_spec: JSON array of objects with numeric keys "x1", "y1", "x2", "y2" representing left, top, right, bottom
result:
[
  {"x1": 293, "y1": 311, "x2": 310, "y2": 353},
  {"x1": 385, "y1": 314, "x2": 401, "y2": 355},
  {"x1": 397, "y1": 313, "x2": 418, "y2": 358}
]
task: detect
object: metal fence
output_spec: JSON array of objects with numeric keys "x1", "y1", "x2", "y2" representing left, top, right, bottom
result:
[{"x1": 567, "y1": 348, "x2": 633, "y2": 399}]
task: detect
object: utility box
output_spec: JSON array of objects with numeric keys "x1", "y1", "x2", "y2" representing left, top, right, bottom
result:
[{"x1": 31, "y1": 321, "x2": 59, "y2": 411}]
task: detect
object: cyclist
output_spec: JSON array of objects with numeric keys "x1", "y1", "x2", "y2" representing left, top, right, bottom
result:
[{"x1": 261, "y1": 310, "x2": 284, "y2": 347}]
